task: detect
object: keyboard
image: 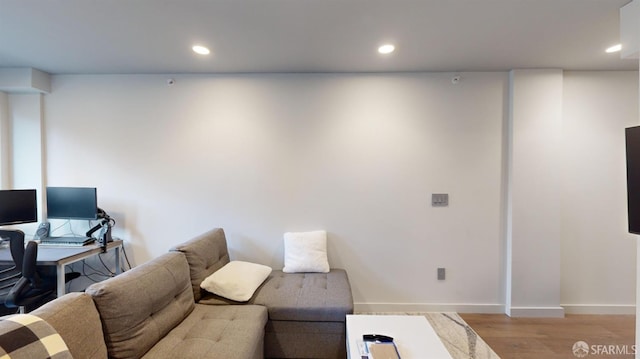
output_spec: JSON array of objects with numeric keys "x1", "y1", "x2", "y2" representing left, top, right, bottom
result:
[{"x1": 39, "y1": 236, "x2": 95, "y2": 246}]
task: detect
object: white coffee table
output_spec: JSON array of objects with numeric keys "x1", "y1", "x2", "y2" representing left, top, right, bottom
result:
[{"x1": 346, "y1": 315, "x2": 453, "y2": 359}]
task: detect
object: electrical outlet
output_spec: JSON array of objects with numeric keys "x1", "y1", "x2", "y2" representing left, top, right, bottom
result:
[{"x1": 437, "y1": 267, "x2": 446, "y2": 280}]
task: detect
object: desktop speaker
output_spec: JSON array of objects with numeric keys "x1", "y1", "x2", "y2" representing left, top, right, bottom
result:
[{"x1": 33, "y1": 222, "x2": 50, "y2": 241}]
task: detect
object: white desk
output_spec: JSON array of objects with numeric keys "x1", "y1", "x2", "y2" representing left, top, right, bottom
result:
[
  {"x1": 346, "y1": 315, "x2": 452, "y2": 359},
  {"x1": 0, "y1": 239, "x2": 123, "y2": 297}
]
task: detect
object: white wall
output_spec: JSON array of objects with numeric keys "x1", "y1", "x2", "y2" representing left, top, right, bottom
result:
[
  {"x1": 0, "y1": 92, "x2": 9, "y2": 188},
  {"x1": 45, "y1": 73, "x2": 507, "y2": 311},
  {"x1": 4, "y1": 93, "x2": 46, "y2": 228},
  {"x1": 39, "y1": 71, "x2": 638, "y2": 313},
  {"x1": 620, "y1": 3, "x2": 640, "y2": 354},
  {"x1": 561, "y1": 71, "x2": 638, "y2": 313},
  {"x1": 507, "y1": 69, "x2": 564, "y2": 317}
]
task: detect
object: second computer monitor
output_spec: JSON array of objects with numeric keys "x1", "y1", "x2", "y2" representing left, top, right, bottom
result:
[
  {"x1": 46, "y1": 187, "x2": 98, "y2": 220},
  {"x1": 0, "y1": 189, "x2": 37, "y2": 226}
]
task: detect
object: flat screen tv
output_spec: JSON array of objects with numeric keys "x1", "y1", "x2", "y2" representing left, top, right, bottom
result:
[
  {"x1": 626, "y1": 126, "x2": 640, "y2": 234},
  {"x1": 0, "y1": 189, "x2": 38, "y2": 226},
  {"x1": 46, "y1": 187, "x2": 98, "y2": 220}
]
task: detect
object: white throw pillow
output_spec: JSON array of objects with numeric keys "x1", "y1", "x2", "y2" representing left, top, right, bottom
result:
[
  {"x1": 283, "y1": 230, "x2": 330, "y2": 273},
  {"x1": 200, "y1": 261, "x2": 272, "y2": 302}
]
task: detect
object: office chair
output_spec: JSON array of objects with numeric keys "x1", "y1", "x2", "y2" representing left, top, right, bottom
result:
[
  {"x1": 1, "y1": 229, "x2": 26, "y2": 274},
  {"x1": 4, "y1": 237, "x2": 81, "y2": 313},
  {"x1": 5, "y1": 241, "x2": 55, "y2": 313},
  {"x1": 0, "y1": 263, "x2": 22, "y2": 315},
  {"x1": 0, "y1": 230, "x2": 26, "y2": 313},
  {"x1": 5, "y1": 228, "x2": 80, "y2": 284}
]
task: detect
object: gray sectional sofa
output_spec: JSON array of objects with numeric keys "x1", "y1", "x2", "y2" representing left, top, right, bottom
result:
[
  {"x1": 1, "y1": 228, "x2": 353, "y2": 359},
  {"x1": 172, "y1": 228, "x2": 354, "y2": 359}
]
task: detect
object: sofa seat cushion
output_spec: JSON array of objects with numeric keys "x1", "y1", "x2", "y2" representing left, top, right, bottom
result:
[
  {"x1": 200, "y1": 269, "x2": 354, "y2": 322},
  {"x1": 141, "y1": 304, "x2": 267, "y2": 359}
]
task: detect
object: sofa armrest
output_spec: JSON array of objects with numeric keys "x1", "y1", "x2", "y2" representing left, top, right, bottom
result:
[{"x1": 31, "y1": 292, "x2": 108, "y2": 359}]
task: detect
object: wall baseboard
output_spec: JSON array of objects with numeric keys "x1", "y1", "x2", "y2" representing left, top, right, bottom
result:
[
  {"x1": 354, "y1": 302, "x2": 505, "y2": 314},
  {"x1": 561, "y1": 304, "x2": 636, "y2": 315},
  {"x1": 354, "y1": 303, "x2": 636, "y2": 316},
  {"x1": 507, "y1": 306, "x2": 565, "y2": 318}
]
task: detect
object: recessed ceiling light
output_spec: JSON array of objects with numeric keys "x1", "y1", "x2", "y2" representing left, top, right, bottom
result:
[
  {"x1": 192, "y1": 45, "x2": 210, "y2": 55},
  {"x1": 605, "y1": 44, "x2": 622, "y2": 53},
  {"x1": 378, "y1": 44, "x2": 395, "y2": 54}
]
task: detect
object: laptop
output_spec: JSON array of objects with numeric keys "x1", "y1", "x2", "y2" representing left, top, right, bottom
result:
[{"x1": 40, "y1": 236, "x2": 96, "y2": 246}]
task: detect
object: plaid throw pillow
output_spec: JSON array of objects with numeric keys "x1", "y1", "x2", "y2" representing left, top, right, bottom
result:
[{"x1": 0, "y1": 313, "x2": 72, "y2": 359}]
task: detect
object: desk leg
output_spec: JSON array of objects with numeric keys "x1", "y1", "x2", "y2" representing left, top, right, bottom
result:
[
  {"x1": 56, "y1": 264, "x2": 65, "y2": 297},
  {"x1": 115, "y1": 245, "x2": 121, "y2": 275}
]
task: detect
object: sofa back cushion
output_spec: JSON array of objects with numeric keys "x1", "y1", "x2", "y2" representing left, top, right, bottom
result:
[
  {"x1": 86, "y1": 252, "x2": 195, "y2": 359},
  {"x1": 31, "y1": 292, "x2": 108, "y2": 359},
  {"x1": 171, "y1": 228, "x2": 230, "y2": 301}
]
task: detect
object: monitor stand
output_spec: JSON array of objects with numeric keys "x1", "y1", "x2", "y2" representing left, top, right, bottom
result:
[{"x1": 86, "y1": 219, "x2": 112, "y2": 253}]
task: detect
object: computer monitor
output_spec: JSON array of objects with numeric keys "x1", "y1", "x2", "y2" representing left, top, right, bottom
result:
[
  {"x1": 627, "y1": 126, "x2": 640, "y2": 234},
  {"x1": 46, "y1": 187, "x2": 98, "y2": 220},
  {"x1": 0, "y1": 189, "x2": 38, "y2": 226}
]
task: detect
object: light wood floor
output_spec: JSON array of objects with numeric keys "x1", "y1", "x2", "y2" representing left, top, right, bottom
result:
[{"x1": 460, "y1": 314, "x2": 635, "y2": 359}]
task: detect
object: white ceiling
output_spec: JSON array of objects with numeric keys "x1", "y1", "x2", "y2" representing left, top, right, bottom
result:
[{"x1": 0, "y1": 0, "x2": 637, "y2": 74}]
